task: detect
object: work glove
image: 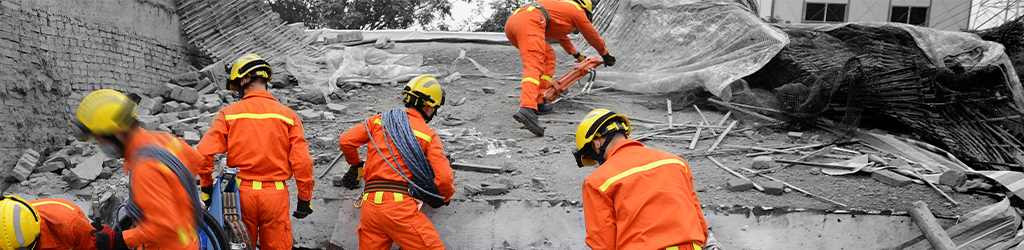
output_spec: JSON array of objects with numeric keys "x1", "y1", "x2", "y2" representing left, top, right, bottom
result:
[
  {"x1": 601, "y1": 53, "x2": 616, "y2": 67},
  {"x1": 91, "y1": 223, "x2": 127, "y2": 250},
  {"x1": 572, "y1": 52, "x2": 586, "y2": 63},
  {"x1": 200, "y1": 185, "x2": 213, "y2": 208},
  {"x1": 341, "y1": 162, "x2": 364, "y2": 190},
  {"x1": 292, "y1": 199, "x2": 313, "y2": 219}
]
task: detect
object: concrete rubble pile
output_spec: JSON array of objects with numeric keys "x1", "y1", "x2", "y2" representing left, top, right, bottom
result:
[{"x1": 9, "y1": 140, "x2": 123, "y2": 190}]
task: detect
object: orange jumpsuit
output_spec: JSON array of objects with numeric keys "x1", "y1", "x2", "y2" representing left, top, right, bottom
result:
[
  {"x1": 30, "y1": 198, "x2": 95, "y2": 250},
  {"x1": 504, "y1": 0, "x2": 608, "y2": 110},
  {"x1": 197, "y1": 89, "x2": 314, "y2": 250},
  {"x1": 338, "y1": 109, "x2": 455, "y2": 250},
  {"x1": 121, "y1": 126, "x2": 202, "y2": 250},
  {"x1": 582, "y1": 139, "x2": 708, "y2": 250}
]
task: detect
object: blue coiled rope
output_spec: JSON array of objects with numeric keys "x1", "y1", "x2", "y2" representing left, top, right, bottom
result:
[
  {"x1": 121, "y1": 146, "x2": 204, "y2": 230},
  {"x1": 363, "y1": 109, "x2": 445, "y2": 200}
]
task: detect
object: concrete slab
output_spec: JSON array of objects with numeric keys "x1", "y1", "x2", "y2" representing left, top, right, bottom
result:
[
  {"x1": 73, "y1": 154, "x2": 104, "y2": 181},
  {"x1": 12, "y1": 149, "x2": 40, "y2": 181}
]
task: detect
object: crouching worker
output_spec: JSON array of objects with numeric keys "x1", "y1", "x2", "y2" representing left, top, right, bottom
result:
[
  {"x1": 71, "y1": 89, "x2": 204, "y2": 250},
  {"x1": 573, "y1": 109, "x2": 708, "y2": 250},
  {"x1": 338, "y1": 74, "x2": 455, "y2": 249},
  {"x1": 1, "y1": 196, "x2": 96, "y2": 250}
]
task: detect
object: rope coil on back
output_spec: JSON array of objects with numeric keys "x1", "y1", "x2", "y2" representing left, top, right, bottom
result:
[{"x1": 363, "y1": 109, "x2": 445, "y2": 201}]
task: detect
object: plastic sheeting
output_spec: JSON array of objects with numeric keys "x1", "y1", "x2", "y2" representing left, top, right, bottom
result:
[{"x1": 573, "y1": 0, "x2": 787, "y2": 100}]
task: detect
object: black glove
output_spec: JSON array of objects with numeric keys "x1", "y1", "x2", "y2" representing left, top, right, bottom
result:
[
  {"x1": 91, "y1": 224, "x2": 127, "y2": 250},
  {"x1": 292, "y1": 199, "x2": 313, "y2": 219},
  {"x1": 341, "y1": 162, "x2": 364, "y2": 190},
  {"x1": 572, "y1": 52, "x2": 586, "y2": 62},
  {"x1": 601, "y1": 53, "x2": 616, "y2": 67},
  {"x1": 200, "y1": 185, "x2": 214, "y2": 208}
]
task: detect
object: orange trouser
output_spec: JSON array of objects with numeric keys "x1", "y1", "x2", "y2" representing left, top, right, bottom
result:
[
  {"x1": 357, "y1": 192, "x2": 444, "y2": 250},
  {"x1": 505, "y1": 12, "x2": 555, "y2": 110},
  {"x1": 238, "y1": 180, "x2": 292, "y2": 250}
]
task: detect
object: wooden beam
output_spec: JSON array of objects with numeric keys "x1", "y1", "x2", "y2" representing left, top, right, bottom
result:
[{"x1": 908, "y1": 201, "x2": 958, "y2": 250}]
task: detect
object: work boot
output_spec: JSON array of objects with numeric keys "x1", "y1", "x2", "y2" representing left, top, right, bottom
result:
[
  {"x1": 513, "y1": 107, "x2": 545, "y2": 136},
  {"x1": 536, "y1": 103, "x2": 554, "y2": 115}
]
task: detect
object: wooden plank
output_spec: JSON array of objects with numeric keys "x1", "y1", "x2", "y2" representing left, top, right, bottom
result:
[
  {"x1": 706, "y1": 121, "x2": 737, "y2": 152},
  {"x1": 451, "y1": 162, "x2": 503, "y2": 173},
  {"x1": 908, "y1": 201, "x2": 957, "y2": 250}
]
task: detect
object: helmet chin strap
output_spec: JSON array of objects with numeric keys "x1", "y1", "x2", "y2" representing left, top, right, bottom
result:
[{"x1": 415, "y1": 106, "x2": 436, "y2": 123}]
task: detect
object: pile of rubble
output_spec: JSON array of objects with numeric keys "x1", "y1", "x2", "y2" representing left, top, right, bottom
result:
[{"x1": 10, "y1": 141, "x2": 122, "y2": 190}]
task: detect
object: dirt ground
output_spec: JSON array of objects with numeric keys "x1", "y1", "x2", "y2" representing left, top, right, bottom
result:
[{"x1": 300, "y1": 42, "x2": 997, "y2": 218}]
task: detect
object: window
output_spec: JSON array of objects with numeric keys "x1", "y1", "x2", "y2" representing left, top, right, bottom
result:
[
  {"x1": 804, "y1": 3, "x2": 847, "y2": 22},
  {"x1": 891, "y1": 6, "x2": 928, "y2": 26}
]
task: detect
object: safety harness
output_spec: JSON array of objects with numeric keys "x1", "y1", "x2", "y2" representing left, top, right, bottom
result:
[
  {"x1": 516, "y1": 2, "x2": 551, "y2": 30},
  {"x1": 362, "y1": 109, "x2": 447, "y2": 208}
]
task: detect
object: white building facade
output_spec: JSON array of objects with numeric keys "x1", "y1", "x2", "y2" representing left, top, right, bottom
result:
[{"x1": 764, "y1": 0, "x2": 972, "y2": 31}]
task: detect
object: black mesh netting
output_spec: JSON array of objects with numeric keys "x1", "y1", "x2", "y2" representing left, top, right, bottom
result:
[{"x1": 739, "y1": 23, "x2": 1024, "y2": 171}]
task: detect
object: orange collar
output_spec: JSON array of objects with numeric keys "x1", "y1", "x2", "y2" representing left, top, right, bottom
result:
[
  {"x1": 241, "y1": 89, "x2": 276, "y2": 101},
  {"x1": 606, "y1": 139, "x2": 643, "y2": 158}
]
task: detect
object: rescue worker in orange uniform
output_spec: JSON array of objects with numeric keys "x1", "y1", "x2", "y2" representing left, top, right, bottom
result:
[
  {"x1": 70, "y1": 89, "x2": 204, "y2": 250},
  {"x1": 337, "y1": 74, "x2": 455, "y2": 250},
  {"x1": 573, "y1": 109, "x2": 708, "y2": 250},
  {"x1": 1, "y1": 196, "x2": 95, "y2": 250},
  {"x1": 505, "y1": 0, "x2": 616, "y2": 136},
  {"x1": 197, "y1": 53, "x2": 315, "y2": 250}
]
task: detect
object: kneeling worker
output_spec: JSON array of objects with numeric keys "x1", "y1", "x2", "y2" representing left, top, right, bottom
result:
[
  {"x1": 338, "y1": 74, "x2": 455, "y2": 249},
  {"x1": 71, "y1": 89, "x2": 204, "y2": 250},
  {"x1": 573, "y1": 109, "x2": 708, "y2": 250},
  {"x1": 1, "y1": 196, "x2": 95, "y2": 250}
]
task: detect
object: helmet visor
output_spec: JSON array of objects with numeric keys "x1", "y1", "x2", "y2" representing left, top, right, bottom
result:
[{"x1": 70, "y1": 120, "x2": 94, "y2": 142}]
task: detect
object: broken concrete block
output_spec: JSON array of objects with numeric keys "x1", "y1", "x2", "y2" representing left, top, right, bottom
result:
[
  {"x1": 159, "y1": 83, "x2": 176, "y2": 98},
  {"x1": 332, "y1": 175, "x2": 344, "y2": 187},
  {"x1": 374, "y1": 37, "x2": 390, "y2": 49},
  {"x1": 532, "y1": 177, "x2": 546, "y2": 190},
  {"x1": 194, "y1": 78, "x2": 212, "y2": 91},
  {"x1": 61, "y1": 169, "x2": 91, "y2": 189},
  {"x1": 482, "y1": 183, "x2": 508, "y2": 195},
  {"x1": 463, "y1": 185, "x2": 483, "y2": 196},
  {"x1": 11, "y1": 149, "x2": 40, "y2": 181},
  {"x1": 763, "y1": 181, "x2": 785, "y2": 195},
  {"x1": 178, "y1": 110, "x2": 201, "y2": 119},
  {"x1": 482, "y1": 87, "x2": 496, "y2": 94},
  {"x1": 871, "y1": 170, "x2": 913, "y2": 187},
  {"x1": 787, "y1": 132, "x2": 804, "y2": 138},
  {"x1": 337, "y1": 31, "x2": 363, "y2": 42},
  {"x1": 97, "y1": 170, "x2": 112, "y2": 180},
  {"x1": 752, "y1": 156, "x2": 773, "y2": 169},
  {"x1": 297, "y1": 109, "x2": 322, "y2": 120},
  {"x1": 177, "y1": 87, "x2": 200, "y2": 104},
  {"x1": 202, "y1": 94, "x2": 221, "y2": 104},
  {"x1": 326, "y1": 103, "x2": 347, "y2": 114},
  {"x1": 311, "y1": 137, "x2": 334, "y2": 149},
  {"x1": 159, "y1": 113, "x2": 179, "y2": 124},
  {"x1": 73, "y1": 154, "x2": 104, "y2": 181},
  {"x1": 202, "y1": 103, "x2": 220, "y2": 113},
  {"x1": 137, "y1": 97, "x2": 162, "y2": 115},
  {"x1": 169, "y1": 85, "x2": 184, "y2": 100},
  {"x1": 171, "y1": 122, "x2": 189, "y2": 136},
  {"x1": 69, "y1": 141, "x2": 86, "y2": 155},
  {"x1": 170, "y1": 71, "x2": 201, "y2": 87},
  {"x1": 137, "y1": 115, "x2": 161, "y2": 130},
  {"x1": 35, "y1": 161, "x2": 65, "y2": 174},
  {"x1": 198, "y1": 81, "x2": 218, "y2": 95},
  {"x1": 183, "y1": 131, "x2": 201, "y2": 145},
  {"x1": 726, "y1": 179, "x2": 753, "y2": 192},
  {"x1": 295, "y1": 89, "x2": 327, "y2": 104},
  {"x1": 163, "y1": 101, "x2": 181, "y2": 113},
  {"x1": 157, "y1": 124, "x2": 172, "y2": 134},
  {"x1": 102, "y1": 158, "x2": 120, "y2": 169},
  {"x1": 939, "y1": 170, "x2": 967, "y2": 187}
]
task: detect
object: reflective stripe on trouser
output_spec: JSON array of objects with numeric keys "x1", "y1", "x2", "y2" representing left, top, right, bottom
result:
[
  {"x1": 357, "y1": 192, "x2": 444, "y2": 250},
  {"x1": 666, "y1": 243, "x2": 703, "y2": 250},
  {"x1": 505, "y1": 9, "x2": 555, "y2": 110},
  {"x1": 238, "y1": 180, "x2": 292, "y2": 250}
]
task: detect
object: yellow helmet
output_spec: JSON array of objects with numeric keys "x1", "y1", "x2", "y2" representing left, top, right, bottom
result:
[
  {"x1": 402, "y1": 74, "x2": 445, "y2": 107},
  {"x1": 573, "y1": 0, "x2": 594, "y2": 21},
  {"x1": 72, "y1": 89, "x2": 138, "y2": 141},
  {"x1": 226, "y1": 53, "x2": 273, "y2": 90},
  {"x1": 1, "y1": 196, "x2": 41, "y2": 250},
  {"x1": 573, "y1": 109, "x2": 631, "y2": 167}
]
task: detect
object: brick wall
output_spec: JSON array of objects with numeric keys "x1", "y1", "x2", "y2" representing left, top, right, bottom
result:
[{"x1": 0, "y1": 0, "x2": 194, "y2": 185}]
